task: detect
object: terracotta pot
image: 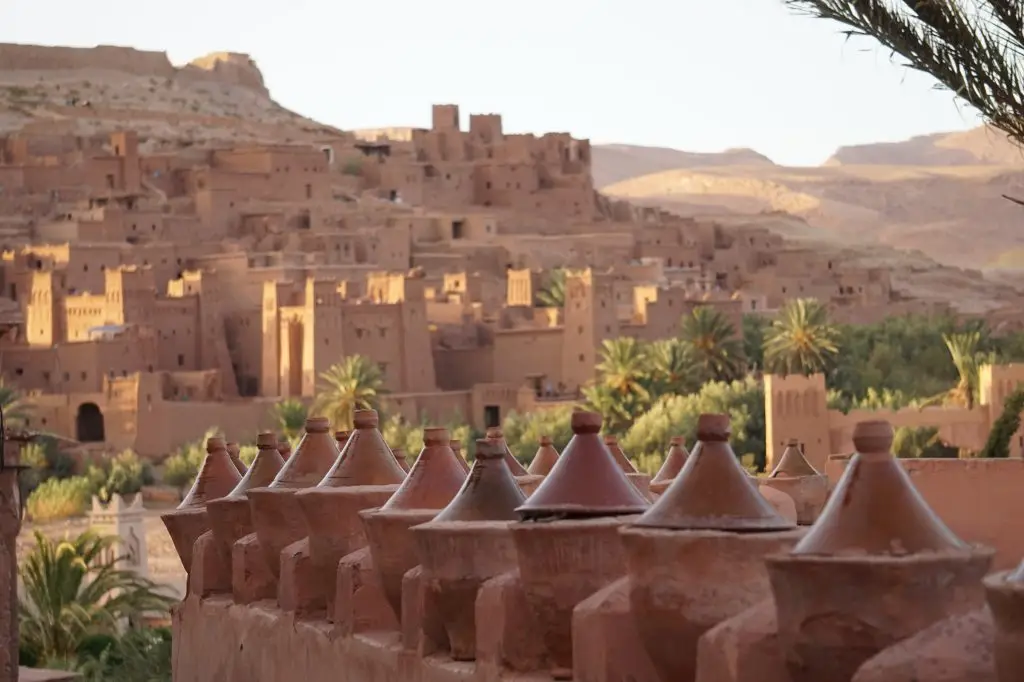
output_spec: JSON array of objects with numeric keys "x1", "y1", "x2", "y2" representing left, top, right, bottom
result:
[
  {"x1": 511, "y1": 516, "x2": 637, "y2": 675},
  {"x1": 621, "y1": 527, "x2": 803, "y2": 682},
  {"x1": 516, "y1": 411, "x2": 649, "y2": 519},
  {"x1": 277, "y1": 439, "x2": 292, "y2": 460},
  {"x1": 651, "y1": 436, "x2": 687, "y2": 487},
  {"x1": 984, "y1": 564, "x2": 1024, "y2": 682},
  {"x1": 603, "y1": 434, "x2": 637, "y2": 473},
  {"x1": 317, "y1": 409, "x2": 406, "y2": 488},
  {"x1": 766, "y1": 420, "x2": 993, "y2": 682},
  {"x1": 207, "y1": 432, "x2": 285, "y2": 551},
  {"x1": 450, "y1": 440, "x2": 471, "y2": 473},
  {"x1": 634, "y1": 414, "x2": 795, "y2": 532},
  {"x1": 248, "y1": 417, "x2": 339, "y2": 576},
  {"x1": 515, "y1": 474, "x2": 544, "y2": 496},
  {"x1": 335, "y1": 430, "x2": 350, "y2": 453},
  {"x1": 527, "y1": 435, "x2": 560, "y2": 476},
  {"x1": 161, "y1": 437, "x2": 241, "y2": 572},
  {"x1": 485, "y1": 428, "x2": 529, "y2": 476},
  {"x1": 361, "y1": 427, "x2": 467, "y2": 619},
  {"x1": 226, "y1": 442, "x2": 247, "y2": 475},
  {"x1": 410, "y1": 438, "x2": 527, "y2": 659}
]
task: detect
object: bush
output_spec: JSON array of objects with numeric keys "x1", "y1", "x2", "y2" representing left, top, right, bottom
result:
[
  {"x1": 162, "y1": 428, "x2": 220, "y2": 496},
  {"x1": 500, "y1": 406, "x2": 574, "y2": 464},
  {"x1": 238, "y1": 444, "x2": 259, "y2": 467},
  {"x1": 77, "y1": 628, "x2": 172, "y2": 682},
  {"x1": 86, "y1": 450, "x2": 152, "y2": 501},
  {"x1": 26, "y1": 476, "x2": 94, "y2": 522}
]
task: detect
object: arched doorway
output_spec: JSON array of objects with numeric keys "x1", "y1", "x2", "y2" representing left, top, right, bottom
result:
[{"x1": 76, "y1": 403, "x2": 105, "y2": 442}]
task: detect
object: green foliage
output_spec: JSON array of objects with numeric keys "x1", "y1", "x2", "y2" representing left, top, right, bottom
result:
[
  {"x1": 679, "y1": 306, "x2": 745, "y2": 383},
  {"x1": 162, "y1": 427, "x2": 221, "y2": 496},
  {"x1": 979, "y1": 387, "x2": 1024, "y2": 459},
  {"x1": 500, "y1": 406, "x2": 575, "y2": 463},
  {"x1": 742, "y1": 314, "x2": 768, "y2": 371},
  {"x1": 26, "y1": 477, "x2": 94, "y2": 522},
  {"x1": 18, "y1": 530, "x2": 175, "y2": 670},
  {"x1": 621, "y1": 377, "x2": 766, "y2": 471},
  {"x1": 76, "y1": 627, "x2": 172, "y2": 682},
  {"x1": 269, "y1": 398, "x2": 308, "y2": 442},
  {"x1": 85, "y1": 450, "x2": 152, "y2": 502},
  {"x1": 238, "y1": 444, "x2": 259, "y2": 467},
  {"x1": 379, "y1": 412, "x2": 478, "y2": 460},
  {"x1": 891, "y1": 426, "x2": 958, "y2": 459},
  {"x1": 535, "y1": 268, "x2": 567, "y2": 308},
  {"x1": 763, "y1": 298, "x2": 840, "y2": 376},
  {"x1": 0, "y1": 374, "x2": 32, "y2": 427},
  {"x1": 312, "y1": 355, "x2": 386, "y2": 431}
]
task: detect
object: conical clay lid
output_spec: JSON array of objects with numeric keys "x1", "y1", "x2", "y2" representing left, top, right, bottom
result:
[
  {"x1": 486, "y1": 427, "x2": 529, "y2": 476},
  {"x1": 277, "y1": 438, "x2": 292, "y2": 460},
  {"x1": 225, "y1": 432, "x2": 286, "y2": 500},
  {"x1": 317, "y1": 410, "x2": 406, "y2": 487},
  {"x1": 268, "y1": 417, "x2": 339, "y2": 489},
  {"x1": 433, "y1": 439, "x2": 528, "y2": 522},
  {"x1": 651, "y1": 436, "x2": 688, "y2": 484},
  {"x1": 516, "y1": 410, "x2": 650, "y2": 520},
  {"x1": 393, "y1": 447, "x2": 410, "y2": 472},
  {"x1": 769, "y1": 439, "x2": 819, "y2": 478},
  {"x1": 178, "y1": 437, "x2": 243, "y2": 509},
  {"x1": 450, "y1": 440, "x2": 471, "y2": 473},
  {"x1": 380, "y1": 427, "x2": 467, "y2": 511},
  {"x1": 793, "y1": 420, "x2": 966, "y2": 555},
  {"x1": 226, "y1": 442, "x2": 247, "y2": 475},
  {"x1": 527, "y1": 435, "x2": 560, "y2": 475},
  {"x1": 335, "y1": 430, "x2": 350, "y2": 452},
  {"x1": 635, "y1": 414, "x2": 795, "y2": 531},
  {"x1": 603, "y1": 434, "x2": 638, "y2": 474}
]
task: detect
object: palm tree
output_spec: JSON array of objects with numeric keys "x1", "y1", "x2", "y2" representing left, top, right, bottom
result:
[
  {"x1": 535, "y1": 269, "x2": 566, "y2": 308},
  {"x1": 269, "y1": 399, "x2": 308, "y2": 442},
  {"x1": 0, "y1": 375, "x2": 31, "y2": 427},
  {"x1": 783, "y1": 0, "x2": 1024, "y2": 150},
  {"x1": 679, "y1": 307, "x2": 744, "y2": 382},
  {"x1": 583, "y1": 338, "x2": 652, "y2": 433},
  {"x1": 919, "y1": 331, "x2": 994, "y2": 410},
  {"x1": 18, "y1": 530, "x2": 176, "y2": 668},
  {"x1": 763, "y1": 298, "x2": 840, "y2": 376},
  {"x1": 647, "y1": 338, "x2": 697, "y2": 397},
  {"x1": 311, "y1": 355, "x2": 386, "y2": 430}
]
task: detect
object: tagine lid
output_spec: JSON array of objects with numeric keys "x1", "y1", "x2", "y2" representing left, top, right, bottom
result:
[
  {"x1": 317, "y1": 410, "x2": 406, "y2": 488},
  {"x1": 769, "y1": 439, "x2": 820, "y2": 478},
  {"x1": 224, "y1": 432, "x2": 286, "y2": 500},
  {"x1": 380, "y1": 427, "x2": 467, "y2": 511},
  {"x1": 335, "y1": 430, "x2": 351, "y2": 449},
  {"x1": 634, "y1": 414, "x2": 795, "y2": 532},
  {"x1": 393, "y1": 447, "x2": 410, "y2": 472},
  {"x1": 268, "y1": 416, "x2": 339, "y2": 489},
  {"x1": 226, "y1": 441, "x2": 247, "y2": 475},
  {"x1": 277, "y1": 438, "x2": 292, "y2": 459},
  {"x1": 450, "y1": 439, "x2": 471, "y2": 473},
  {"x1": 603, "y1": 434, "x2": 638, "y2": 474},
  {"x1": 527, "y1": 435, "x2": 560, "y2": 475},
  {"x1": 432, "y1": 439, "x2": 528, "y2": 523},
  {"x1": 486, "y1": 427, "x2": 529, "y2": 476},
  {"x1": 1008, "y1": 559, "x2": 1024, "y2": 583},
  {"x1": 178, "y1": 437, "x2": 243, "y2": 509},
  {"x1": 792, "y1": 420, "x2": 967, "y2": 556},
  {"x1": 651, "y1": 436, "x2": 688, "y2": 484},
  {"x1": 516, "y1": 410, "x2": 650, "y2": 519}
]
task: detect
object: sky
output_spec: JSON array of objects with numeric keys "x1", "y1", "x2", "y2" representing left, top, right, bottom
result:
[{"x1": 0, "y1": 0, "x2": 983, "y2": 166}]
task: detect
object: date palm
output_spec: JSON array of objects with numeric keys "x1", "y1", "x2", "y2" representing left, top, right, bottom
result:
[
  {"x1": 0, "y1": 375, "x2": 31, "y2": 427},
  {"x1": 535, "y1": 269, "x2": 567, "y2": 308},
  {"x1": 679, "y1": 306, "x2": 744, "y2": 382},
  {"x1": 763, "y1": 298, "x2": 840, "y2": 376},
  {"x1": 583, "y1": 338, "x2": 652, "y2": 433},
  {"x1": 18, "y1": 530, "x2": 175, "y2": 668},
  {"x1": 268, "y1": 398, "x2": 308, "y2": 442},
  {"x1": 311, "y1": 355, "x2": 386, "y2": 430},
  {"x1": 648, "y1": 338, "x2": 698, "y2": 396}
]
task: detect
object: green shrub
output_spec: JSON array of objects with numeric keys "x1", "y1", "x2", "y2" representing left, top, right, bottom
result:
[
  {"x1": 86, "y1": 450, "x2": 151, "y2": 501},
  {"x1": 26, "y1": 476, "x2": 94, "y2": 522},
  {"x1": 500, "y1": 406, "x2": 574, "y2": 464},
  {"x1": 238, "y1": 444, "x2": 259, "y2": 467}
]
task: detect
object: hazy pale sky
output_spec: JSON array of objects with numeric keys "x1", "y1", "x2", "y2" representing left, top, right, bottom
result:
[{"x1": 1, "y1": 0, "x2": 983, "y2": 166}]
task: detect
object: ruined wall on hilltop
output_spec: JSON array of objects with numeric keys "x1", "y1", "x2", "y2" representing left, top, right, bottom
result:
[{"x1": 0, "y1": 44, "x2": 269, "y2": 95}]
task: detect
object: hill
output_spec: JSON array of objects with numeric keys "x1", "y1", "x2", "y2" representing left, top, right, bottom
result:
[
  {"x1": 0, "y1": 43, "x2": 341, "y2": 150},
  {"x1": 597, "y1": 127, "x2": 1024, "y2": 271},
  {"x1": 591, "y1": 144, "x2": 774, "y2": 187}
]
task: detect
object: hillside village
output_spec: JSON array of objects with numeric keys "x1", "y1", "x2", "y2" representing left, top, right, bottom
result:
[
  {"x1": 4, "y1": 41, "x2": 1024, "y2": 682},
  {"x1": 0, "y1": 43, "x2": 983, "y2": 459}
]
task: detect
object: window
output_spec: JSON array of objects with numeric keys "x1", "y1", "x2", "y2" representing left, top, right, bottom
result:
[
  {"x1": 178, "y1": 354, "x2": 185, "y2": 367},
  {"x1": 484, "y1": 405, "x2": 501, "y2": 429}
]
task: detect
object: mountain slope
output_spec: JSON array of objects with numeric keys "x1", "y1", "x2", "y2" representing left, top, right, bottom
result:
[{"x1": 591, "y1": 144, "x2": 773, "y2": 187}]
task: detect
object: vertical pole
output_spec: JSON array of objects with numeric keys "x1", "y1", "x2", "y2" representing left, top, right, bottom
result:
[{"x1": 0, "y1": 467, "x2": 19, "y2": 682}]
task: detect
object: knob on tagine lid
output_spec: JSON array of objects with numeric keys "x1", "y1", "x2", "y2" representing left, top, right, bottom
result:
[
  {"x1": 634, "y1": 414, "x2": 795, "y2": 532},
  {"x1": 515, "y1": 410, "x2": 649, "y2": 520}
]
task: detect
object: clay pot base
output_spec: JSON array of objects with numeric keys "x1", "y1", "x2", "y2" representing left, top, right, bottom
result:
[
  {"x1": 984, "y1": 570, "x2": 1024, "y2": 682},
  {"x1": 767, "y1": 549, "x2": 994, "y2": 682},
  {"x1": 361, "y1": 508, "x2": 441, "y2": 621},
  {"x1": 247, "y1": 487, "x2": 310, "y2": 578},
  {"x1": 206, "y1": 496, "x2": 255, "y2": 549}
]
